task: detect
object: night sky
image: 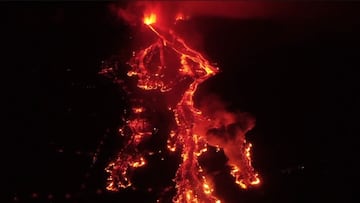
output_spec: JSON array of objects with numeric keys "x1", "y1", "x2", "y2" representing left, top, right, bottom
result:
[{"x1": 3, "y1": 2, "x2": 359, "y2": 203}]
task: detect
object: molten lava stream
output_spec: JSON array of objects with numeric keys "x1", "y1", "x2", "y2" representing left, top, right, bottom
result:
[{"x1": 104, "y1": 11, "x2": 260, "y2": 203}]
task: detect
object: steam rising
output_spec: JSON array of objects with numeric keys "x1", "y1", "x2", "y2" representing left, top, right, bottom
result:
[{"x1": 196, "y1": 96, "x2": 256, "y2": 172}]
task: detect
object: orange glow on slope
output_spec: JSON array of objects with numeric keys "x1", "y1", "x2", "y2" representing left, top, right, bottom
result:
[
  {"x1": 103, "y1": 7, "x2": 261, "y2": 203},
  {"x1": 175, "y1": 12, "x2": 189, "y2": 22},
  {"x1": 175, "y1": 13, "x2": 184, "y2": 21},
  {"x1": 132, "y1": 107, "x2": 145, "y2": 113}
]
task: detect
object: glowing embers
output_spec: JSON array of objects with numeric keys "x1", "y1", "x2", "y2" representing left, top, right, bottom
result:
[
  {"x1": 167, "y1": 130, "x2": 177, "y2": 152},
  {"x1": 106, "y1": 154, "x2": 146, "y2": 191},
  {"x1": 105, "y1": 104, "x2": 152, "y2": 191}
]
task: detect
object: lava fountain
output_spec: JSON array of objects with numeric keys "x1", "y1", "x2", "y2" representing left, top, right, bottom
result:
[{"x1": 101, "y1": 5, "x2": 260, "y2": 203}]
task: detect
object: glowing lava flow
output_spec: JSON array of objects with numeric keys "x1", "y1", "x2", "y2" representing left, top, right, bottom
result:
[{"x1": 103, "y1": 12, "x2": 260, "y2": 203}]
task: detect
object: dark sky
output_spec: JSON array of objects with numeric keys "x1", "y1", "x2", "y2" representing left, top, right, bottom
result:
[{"x1": 3, "y1": 2, "x2": 359, "y2": 203}]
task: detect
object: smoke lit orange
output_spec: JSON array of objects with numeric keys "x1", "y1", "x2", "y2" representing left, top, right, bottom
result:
[{"x1": 102, "y1": 7, "x2": 260, "y2": 203}]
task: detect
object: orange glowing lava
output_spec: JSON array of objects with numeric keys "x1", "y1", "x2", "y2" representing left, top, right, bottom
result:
[{"x1": 103, "y1": 9, "x2": 260, "y2": 203}]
